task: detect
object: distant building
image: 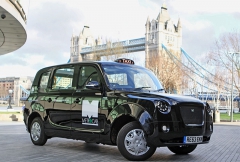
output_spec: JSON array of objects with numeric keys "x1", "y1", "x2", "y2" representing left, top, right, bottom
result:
[
  {"x1": 0, "y1": 76, "x2": 33, "y2": 106},
  {"x1": 0, "y1": 77, "x2": 14, "y2": 99}
]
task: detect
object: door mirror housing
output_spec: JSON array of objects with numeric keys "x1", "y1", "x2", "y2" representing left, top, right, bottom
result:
[{"x1": 86, "y1": 81, "x2": 100, "y2": 90}]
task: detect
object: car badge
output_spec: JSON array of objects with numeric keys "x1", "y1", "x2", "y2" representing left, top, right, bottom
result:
[{"x1": 191, "y1": 109, "x2": 194, "y2": 112}]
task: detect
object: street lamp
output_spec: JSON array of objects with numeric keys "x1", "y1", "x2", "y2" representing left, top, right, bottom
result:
[{"x1": 7, "y1": 89, "x2": 13, "y2": 109}]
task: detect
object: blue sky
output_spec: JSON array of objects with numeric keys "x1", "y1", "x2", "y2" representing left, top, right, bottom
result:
[
  {"x1": 1, "y1": 0, "x2": 240, "y2": 77},
  {"x1": 190, "y1": 13, "x2": 240, "y2": 37}
]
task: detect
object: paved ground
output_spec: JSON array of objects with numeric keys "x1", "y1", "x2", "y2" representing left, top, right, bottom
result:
[{"x1": 0, "y1": 122, "x2": 239, "y2": 162}]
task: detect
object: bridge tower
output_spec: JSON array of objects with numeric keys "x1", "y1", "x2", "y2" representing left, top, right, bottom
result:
[
  {"x1": 70, "y1": 25, "x2": 103, "y2": 62},
  {"x1": 145, "y1": 3, "x2": 182, "y2": 67}
]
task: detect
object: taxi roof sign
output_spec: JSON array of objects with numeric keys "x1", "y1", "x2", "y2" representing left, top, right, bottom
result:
[{"x1": 114, "y1": 58, "x2": 134, "y2": 65}]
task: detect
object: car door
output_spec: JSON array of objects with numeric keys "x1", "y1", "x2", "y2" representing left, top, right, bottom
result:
[
  {"x1": 27, "y1": 70, "x2": 51, "y2": 123},
  {"x1": 46, "y1": 66, "x2": 75, "y2": 136},
  {"x1": 71, "y1": 65, "x2": 108, "y2": 134}
]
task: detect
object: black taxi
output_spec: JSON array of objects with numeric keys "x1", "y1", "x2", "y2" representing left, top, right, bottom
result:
[{"x1": 23, "y1": 58, "x2": 213, "y2": 161}]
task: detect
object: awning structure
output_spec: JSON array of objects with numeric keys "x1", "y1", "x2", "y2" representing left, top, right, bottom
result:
[{"x1": 0, "y1": 0, "x2": 27, "y2": 55}]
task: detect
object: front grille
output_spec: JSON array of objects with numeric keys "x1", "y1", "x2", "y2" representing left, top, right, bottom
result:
[{"x1": 180, "y1": 106, "x2": 203, "y2": 125}]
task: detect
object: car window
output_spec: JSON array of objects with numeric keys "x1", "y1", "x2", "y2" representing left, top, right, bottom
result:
[
  {"x1": 105, "y1": 72, "x2": 131, "y2": 89},
  {"x1": 102, "y1": 64, "x2": 163, "y2": 91},
  {"x1": 78, "y1": 66, "x2": 99, "y2": 89},
  {"x1": 134, "y1": 73, "x2": 156, "y2": 88},
  {"x1": 52, "y1": 67, "x2": 74, "y2": 90},
  {"x1": 106, "y1": 73, "x2": 128, "y2": 85},
  {"x1": 39, "y1": 71, "x2": 51, "y2": 92}
]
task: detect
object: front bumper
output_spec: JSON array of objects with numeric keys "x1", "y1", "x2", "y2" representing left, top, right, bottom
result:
[
  {"x1": 146, "y1": 121, "x2": 213, "y2": 147},
  {"x1": 145, "y1": 103, "x2": 213, "y2": 147}
]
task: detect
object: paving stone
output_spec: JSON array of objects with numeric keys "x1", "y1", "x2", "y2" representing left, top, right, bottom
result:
[{"x1": 0, "y1": 122, "x2": 239, "y2": 162}]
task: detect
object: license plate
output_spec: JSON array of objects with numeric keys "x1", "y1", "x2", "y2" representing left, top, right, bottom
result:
[{"x1": 183, "y1": 136, "x2": 203, "y2": 143}]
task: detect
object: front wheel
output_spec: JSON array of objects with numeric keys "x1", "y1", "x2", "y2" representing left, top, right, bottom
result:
[
  {"x1": 168, "y1": 145, "x2": 197, "y2": 154},
  {"x1": 117, "y1": 121, "x2": 156, "y2": 161},
  {"x1": 30, "y1": 117, "x2": 47, "y2": 146}
]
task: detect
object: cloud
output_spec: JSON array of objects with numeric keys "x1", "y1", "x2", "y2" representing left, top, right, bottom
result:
[
  {"x1": 23, "y1": 1, "x2": 84, "y2": 58},
  {"x1": 1, "y1": 53, "x2": 27, "y2": 66},
  {"x1": 169, "y1": 0, "x2": 240, "y2": 14},
  {"x1": 2, "y1": 0, "x2": 240, "y2": 78},
  {"x1": 0, "y1": 64, "x2": 37, "y2": 77},
  {"x1": 182, "y1": 23, "x2": 216, "y2": 60},
  {"x1": 3, "y1": 0, "x2": 154, "y2": 77},
  {"x1": 183, "y1": 19, "x2": 212, "y2": 31},
  {"x1": 3, "y1": 0, "x2": 85, "y2": 77}
]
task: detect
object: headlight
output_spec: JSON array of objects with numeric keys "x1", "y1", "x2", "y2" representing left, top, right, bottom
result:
[
  {"x1": 205, "y1": 102, "x2": 212, "y2": 114},
  {"x1": 155, "y1": 100, "x2": 171, "y2": 114}
]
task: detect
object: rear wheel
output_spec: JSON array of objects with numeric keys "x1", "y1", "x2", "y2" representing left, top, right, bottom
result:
[
  {"x1": 117, "y1": 121, "x2": 156, "y2": 161},
  {"x1": 30, "y1": 117, "x2": 47, "y2": 146},
  {"x1": 168, "y1": 145, "x2": 197, "y2": 154}
]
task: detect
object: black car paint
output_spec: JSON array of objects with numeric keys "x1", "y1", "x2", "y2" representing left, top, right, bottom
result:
[{"x1": 24, "y1": 61, "x2": 213, "y2": 147}]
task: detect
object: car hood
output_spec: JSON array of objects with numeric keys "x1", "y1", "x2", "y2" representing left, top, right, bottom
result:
[{"x1": 127, "y1": 92, "x2": 203, "y2": 104}]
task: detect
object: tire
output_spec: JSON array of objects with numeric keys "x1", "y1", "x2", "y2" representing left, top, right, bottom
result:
[
  {"x1": 168, "y1": 145, "x2": 197, "y2": 154},
  {"x1": 30, "y1": 117, "x2": 47, "y2": 146},
  {"x1": 117, "y1": 121, "x2": 156, "y2": 161}
]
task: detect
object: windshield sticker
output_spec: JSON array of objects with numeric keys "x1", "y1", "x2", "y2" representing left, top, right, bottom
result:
[{"x1": 82, "y1": 100, "x2": 99, "y2": 126}]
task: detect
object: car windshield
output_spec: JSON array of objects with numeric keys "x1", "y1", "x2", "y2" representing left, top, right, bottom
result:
[{"x1": 101, "y1": 64, "x2": 164, "y2": 91}]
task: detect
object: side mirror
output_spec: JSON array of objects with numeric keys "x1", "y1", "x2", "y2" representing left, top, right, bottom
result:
[{"x1": 86, "y1": 81, "x2": 100, "y2": 90}]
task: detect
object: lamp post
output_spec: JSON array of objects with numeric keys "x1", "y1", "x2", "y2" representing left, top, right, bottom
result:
[
  {"x1": 229, "y1": 52, "x2": 240, "y2": 122},
  {"x1": 7, "y1": 89, "x2": 13, "y2": 109},
  {"x1": 231, "y1": 54, "x2": 234, "y2": 122}
]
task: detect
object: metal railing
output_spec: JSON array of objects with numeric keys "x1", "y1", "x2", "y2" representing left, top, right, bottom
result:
[
  {"x1": 9, "y1": 0, "x2": 27, "y2": 23},
  {"x1": 81, "y1": 37, "x2": 145, "y2": 54}
]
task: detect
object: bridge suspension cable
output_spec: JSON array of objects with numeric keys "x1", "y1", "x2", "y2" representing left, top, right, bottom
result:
[
  {"x1": 161, "y1": 44, "x2": 218, "y2": 92},
  {"x1": 181, "y1": 48, "x2": 232, "y2": 87},
  {"x1": 19, "y1": 85, "x2": 30, "y2": 95},
  {"x1": 161, "y1": 44, "x2": 237, "y2": 94}
]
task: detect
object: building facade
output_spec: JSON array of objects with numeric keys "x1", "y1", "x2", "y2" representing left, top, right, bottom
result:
[
  {"x1": 70, "y1": 25, "x2": 103, "y2": 62},
  {"x1": 0, "y1": 77, "x2": 14, "y2": 99},
  {"x1": 145, "y1": 3, "x2": 182, "y2": 66},
  {"x1": 144, "y1": 3, "x2": 183, "y2": 93},
  {"x1": 0, "y1": 76, "x2": 33, "y2": 106}
]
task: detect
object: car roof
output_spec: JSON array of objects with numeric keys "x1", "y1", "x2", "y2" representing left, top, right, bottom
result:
[
  {"x1": 40, "y1": 60, "x2": 144, "y2": 69},
  {"x1": 32, "y1": 60, "x2": 146, "y2": 86}
]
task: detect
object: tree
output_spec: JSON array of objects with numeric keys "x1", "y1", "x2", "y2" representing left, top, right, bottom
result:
[
  {"x1": 91, "y1": 39, "x2": 128, "y2": 61},
  {"x1": 206, "y1": 31, "x2": 240, "y2": 118},
  {"x1": 208, "y1": 31, "x2": 240, "y2": 93},
  {"x1": 146, "y1": 48, "x2": 186, "y2": 94}
]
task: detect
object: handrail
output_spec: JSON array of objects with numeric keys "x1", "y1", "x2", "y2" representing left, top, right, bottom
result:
[
  {"x1": 81, "y1": 37, "x2": 145, "y2": 54},
  {"x1": 9, "y1": 0, "x2": 27, "y2": 23}
]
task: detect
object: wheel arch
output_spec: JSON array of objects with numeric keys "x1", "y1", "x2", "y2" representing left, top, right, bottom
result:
[
  {"x1": 27, "y1": 112, "x2": 42, "y2": 132},
  {"x1": 108, "y1": 102, "x2": 154, "y2": 144}
]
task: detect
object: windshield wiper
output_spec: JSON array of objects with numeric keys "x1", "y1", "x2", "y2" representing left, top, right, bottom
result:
[
  {"x1": 134, "y1": 87, "x2": 151, "y2": 90},
  {"x1": 156, "y1": 88, "x2": 165, "y2": 92}
]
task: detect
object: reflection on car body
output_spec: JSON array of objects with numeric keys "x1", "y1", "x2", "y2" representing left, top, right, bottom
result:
[{"x1": 23, "y1": 58, "x2": 213, "y2": 161}]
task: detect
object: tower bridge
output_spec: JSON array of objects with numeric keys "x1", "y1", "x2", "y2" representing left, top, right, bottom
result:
[
  {"x1": 70, "y1": 3, "x2": 182, "y2": 63},
  {"x1": 80, "y1": 37, "x2": 146, "y2": 55},
  {"x1": 68, "y1": 3, "x2": 240, "y2": 112}
]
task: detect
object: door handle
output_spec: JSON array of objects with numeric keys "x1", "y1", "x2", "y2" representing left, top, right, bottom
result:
[
  {"x1": 74, "y1": 98, "x2": 80, "y2": 103},
  {"x1": 47, "y1": 98, "x2": 52, "y2": 102}
]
